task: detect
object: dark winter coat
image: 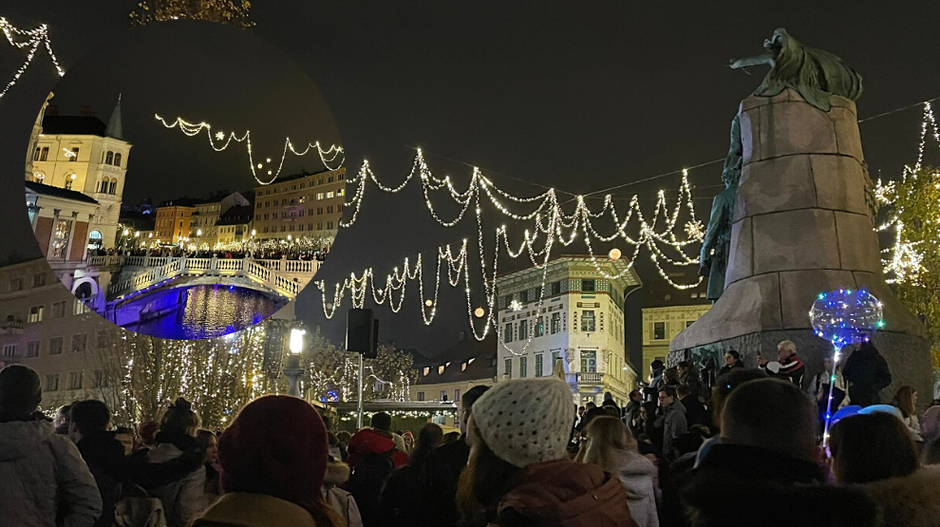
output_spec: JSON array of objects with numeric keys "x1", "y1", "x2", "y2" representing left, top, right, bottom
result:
[
  {"x1": 681, "y1": 444, "x2": 878, "y2": 527},
  {"x1": 76, "y1": 432, "x2": 126, "y2": 527},
  {"x1": 420, "y1": 435, "x2": 487, "y2": 527},
  {"x1": 860, "y1": 466, "x2": 940, "y2": 527},
  {"x1": 842, "y1": 344, "x2": 892, "y2": 407},
  {"x1": 125, "y1": 432, "x2": 207, "y2": 527},
  {"x1": 717, "y1": 362, "x2": 744, "y2": 378},
  {"x1": 489, "y1": 459, "x2": 639, "y2": 527},
  {"x1": 642, "y1": 374, "x2": 664, "y2": 405},
  {"x1": 679, "y1": 396, "x2": 707, "y2": 428}
]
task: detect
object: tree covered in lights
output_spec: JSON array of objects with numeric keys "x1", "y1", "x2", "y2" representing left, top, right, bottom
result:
[
  {"x1": 876, "y1": 164, "x2": 940, "y2": 374},
  {"x1": 129, "y1": 0, "x2": 255, "y2": 29}
]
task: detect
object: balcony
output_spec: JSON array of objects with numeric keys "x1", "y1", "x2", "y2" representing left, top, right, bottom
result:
[
  {"x1": 0, "y1": 319, "x2": 24, "y2": 335},
  {"x1": 577, "y1": 372, "x2": 603, "y2": 384}
]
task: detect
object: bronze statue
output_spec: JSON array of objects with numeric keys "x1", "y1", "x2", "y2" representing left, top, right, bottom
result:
[
  {"x1": 729, "y1": 28, "x2": 863, "y2": 112},
  {"x1": 700, "y1": 115, "x2": 742, "y2": 301}
]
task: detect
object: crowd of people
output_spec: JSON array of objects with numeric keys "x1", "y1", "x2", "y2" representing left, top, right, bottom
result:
[
  {"x1": 2, "y1": 338, "x2": 939, "y2": 527},
  {"x1": 92, "y1": 246, "x2": 329, "y2": 262}
]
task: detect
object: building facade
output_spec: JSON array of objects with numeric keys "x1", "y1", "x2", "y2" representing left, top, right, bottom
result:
[
  {"x1": 154, "y1": 200, "x2": 196, "y2": 245},
  {"x1": 188, "y1": 192, "x2": 251, "y2": 248},
  {"x1": 252, "y1": 167, "x2": 345, "y2": 248},
  {"x1": 216, "y1": 205, "x2": 254, "y2": 244},
  {"x1": 29, "y1": 96, "x2": 130, "y2": 250},
  {"x1": 25, "y1": 182, "x2": 100, "y2": 290},
  {"x1": 640, "y1": 279, "x2": 711, "y2": 378},
  {"x1": 495, "y1": 256, "x2": 642, "y2": 407},
  {"x1": 0, "y1": 258, "x2": 116, "y2": 409},
  {"x1": 410, "y1": 333, "x2": 497, "y2": 405}
]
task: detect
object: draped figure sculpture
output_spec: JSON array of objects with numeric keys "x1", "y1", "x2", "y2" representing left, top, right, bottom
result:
[{"x1": 699, "y1": 115, "x2": 742, "y2": 301}]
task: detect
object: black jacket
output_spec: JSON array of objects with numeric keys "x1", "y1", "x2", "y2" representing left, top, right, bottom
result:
[
  {"x1": 419, "y1": 436, "x2": 486, "y2": 527},
  {"x1": 76, "y1": 432, "x2": 126, "y2": 527},
  {"x1": 842, "y1": 344, "x2": 892, "y2": 407},
  {"x1": 681, "y1": 444, "x2": 878, "y2": 527},
  {"x1": 680, "y1": 395, "x2": 707, "y2": 427}
]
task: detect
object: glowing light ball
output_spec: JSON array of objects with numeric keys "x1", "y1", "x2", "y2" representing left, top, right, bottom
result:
[
  {"x1": 809, "y1": 288, "x2": 884, "y2": 348},
  {"x1": 425, "y1": 299, "x2": 434, "y2": 307},
  {"x1": 608, "y1": 248, "x2": 622, "y2": 261},
  {"x1": 474, "y1": 307, "x2": 485, "y2": 318}
]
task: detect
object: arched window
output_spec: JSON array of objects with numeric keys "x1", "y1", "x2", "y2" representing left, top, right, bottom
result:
[
  {"x1": 114, "y1": 153, "x2": 122, "y2": 167},
  {"x1": 109, "y1": 180, "x2": 117, "y2": 194},
  {"x1": 105, "y1": 151, "x2": 114, "y2": 165},
  {"x1": 98, "y1": 178, "x2": 109, "y2": 193},
  {"x1": 33, "y1": 147, "x2": 41, "y2": 162}
]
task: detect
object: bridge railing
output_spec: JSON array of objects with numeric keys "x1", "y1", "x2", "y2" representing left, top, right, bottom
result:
[{"x1": 88, "y1": 255, "x2": 125, "y2": 268}]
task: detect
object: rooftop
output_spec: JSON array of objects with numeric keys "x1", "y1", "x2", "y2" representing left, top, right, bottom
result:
[
  {"x1": 40, "y1": 115, "x2": 108, "y2": 137},
  {"x1": 25, "y1": 181, "x2": 99, "y2": 205},
  {"x1": 415, "y1": 333, "x2": 497, "y2": 385},
  {"x1": 216, "y1": 205, "x2": 254, "y2": 226},
  {"x1": 258, "y1": 167, "x2": 345, "y2": 187}
]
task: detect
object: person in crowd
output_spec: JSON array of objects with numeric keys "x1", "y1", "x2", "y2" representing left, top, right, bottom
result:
[
  {"x1": 654, "y1": 385, "x2": 687, "y2": 460},
  {"x1": 641, "y1": 360, "x2": 665, "y2": 405},
  {"x1": 346, "y1": 412, "x2": 410, "y2": 526},
  {"x1": 456, "y1": 374, "x2": 638, "y2": 527},
  {"x1": 70, "y1": 400, "x2": 126, "y2": 527},
  {"x1": 809, "y1": 355, "x2": 848, "y2": 434},
  {"x1": 676, "y1": 361, "x2": 702, "y2": 400},
  {"x1": 192, "y1": 395, "x2": 344, "y2": 527},
  {"x1": 830, "y1": 411, "x2": 940, "y2": 527},
  {"x1": 693, "y1": 368, "x2": 768, "y2": 467},
  {"x1": 137, "y1": 420, "x2": 159, "y2": 450},
  {"x1": 127, "y1": 398, "x2": 207, "y2": 527},
  {"x1": 323, "y1": 455, "x2": 363, "y2": 527},
  {"x1": 578, "y1": 405, "x2": 586, "y2": 420},
  {"x1": 681, "y1": 378, "x2": 879, "y2": 526},
  {"x1": 676, "y1": 385, "x2": 706, "y2": 428},
  {"x1": 421, "y1": 384, "x2": 490, "y2": 527},
  {"x1": 0, "y1": 365, "x2": 102, "y2": 527},
  {"x1": 923, "y1": 438, "x2": 940, "y2": 466},
  {"x1": 829, "y1": 412, "x2": 918, "y2": 484},
  {"x1": 717, "y1": 350, "x2": 744, "y2": 377},
  {"x1": 197, "y1": 429, "x2": 223, "y2": 505},
  {"x1": 602, "y1": 391, "x2": 620, "y2": 412},
  {"x1": 923, "y1": 398, "x2": 940, "y2": 444},
  {"x1": 662, "y1": 367, "x2": 680, "y2": 387},
  {"x1": 380, "y1": 422, "x2": 443, "y2": 526},
  {"x1": 623, "y1": 390, "x2": 643, "y2": 434},
  {"x1": 586, "y1": 401, "x2": 598, "y2": 411},
  {"x1": 401, "y1": 430, "x2": 415, "y2": 454},
  {"x1": 602, "y1": 405, "x2": 621, "y2": 418},
  {"x1": 577, "y1": 405, "x2": 608, "y2": 435},
  {"x1": 842, "y1": 341, "x2": 892, "y2": 407},
  {"x1": 55, "y1": 403, "x2": 73, "y2": 434},
  {"x1": 893, "y1": 386, "x2": 923, "y2": 441},
  {"x1": 581, "y1": 416, "x2": 659, "y2": 527},
  {"x1": 336, "y1": 430, "x2": 352, "y2": 451},
  {"x1": 757, "y1": 340, "x2": 806, "y2": 386},
  {"x1": 114, "y1": 426, "x2": 136, "y2": 456},
  {"x1": 442, "y1": 431, "x2": 461, "y2": 444}
]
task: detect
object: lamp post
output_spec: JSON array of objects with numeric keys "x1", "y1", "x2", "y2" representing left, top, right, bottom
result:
[{"x1": 285, "y1": 327, "x2": 306, "y2": 397}]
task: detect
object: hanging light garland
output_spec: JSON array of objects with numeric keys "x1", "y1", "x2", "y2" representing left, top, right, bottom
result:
[
  {"x1": 0, "y1": 16, "x2": 65, "y2": 101},
  {"x1": 318, "y1": 150, "x2": 704, "y2": 356},
  {"x1": 154, "y1": 114, "x2": 345, "y2": 184}
]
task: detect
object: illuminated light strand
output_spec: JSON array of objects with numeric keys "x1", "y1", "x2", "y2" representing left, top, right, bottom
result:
[
  {"x1": 0, "y1": 17, "x2": 65, "y2": 101},
  {"x1": 155, "y1": 115, "x2": 345, "y2": 184}
]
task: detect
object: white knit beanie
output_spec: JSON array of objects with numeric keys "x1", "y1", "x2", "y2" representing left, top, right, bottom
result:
[{"x1": 471, "y1": 376, "x2": 576, "y2": 468}]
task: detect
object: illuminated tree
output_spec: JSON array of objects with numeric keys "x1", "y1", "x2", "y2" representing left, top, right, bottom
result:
[
  {"x1": 876, "y1": 165, "x2": 940, "y2": 375},
  {"x1": 129, "y1": 0, "x2": 256, "y2": 29}
]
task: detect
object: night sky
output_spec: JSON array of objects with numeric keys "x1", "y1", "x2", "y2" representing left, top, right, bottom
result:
[{"x1": 2, "y1": 1, "x2": 940, "y2": 357}]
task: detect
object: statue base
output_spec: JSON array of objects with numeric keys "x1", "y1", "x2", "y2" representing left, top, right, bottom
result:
[{"x1": 670, "y1": 90, "x2": 933, "y2": 409}]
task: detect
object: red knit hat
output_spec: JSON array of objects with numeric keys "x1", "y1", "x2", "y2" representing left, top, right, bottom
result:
[{"x1": 219, "y1": 396, "x2": 329, "y2": 507}]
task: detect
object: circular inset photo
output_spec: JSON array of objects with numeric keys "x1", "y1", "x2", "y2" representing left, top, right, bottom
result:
[{"x1": 22, "y1": 20, "x2": 345, "y2": 340}]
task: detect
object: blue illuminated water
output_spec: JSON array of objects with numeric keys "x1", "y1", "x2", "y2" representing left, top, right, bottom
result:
[{"x1": 122, "y1": 284, "x2": 286, "y2": 340}]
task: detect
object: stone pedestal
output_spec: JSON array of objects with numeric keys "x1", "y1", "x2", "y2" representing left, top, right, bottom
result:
[{"x1": 670, "y1": 89, "x2": 932, "y2": 408}]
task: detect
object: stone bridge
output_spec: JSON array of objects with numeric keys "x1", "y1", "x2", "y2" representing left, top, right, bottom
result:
[{"x1": 86, "y1": 255, "x2": 320, "y2": 302}]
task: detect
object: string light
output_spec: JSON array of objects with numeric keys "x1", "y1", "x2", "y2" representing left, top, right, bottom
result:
[
  {"x1": 0, "y1": 17, "x2": 65, "y2": 101},
  {"x1": 154, "y1": 114, "x2": 345, "y2": 184}
]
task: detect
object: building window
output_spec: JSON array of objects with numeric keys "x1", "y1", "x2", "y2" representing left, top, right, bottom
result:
[
  {"x1": 504, "y1": 358, "x2": 512, "y2": 378},
  {"x1": 52, "y1": 301, "x2": 66, "y2": 318},
  {"x1": 49, "y1": 337, "x2": 63, "y2": 355},
  {"x1": 520, "y1": 356, "x2": 528, "y2": 378},
  {"x1": 551, "y1": 312, "x2": 561, "y2": 334},
  {"x1": 106, "y1": 151, "x2": 114, "y2": 164},
  {"x1": 417, "y1": 391, "x2": 425, "y2": 401},
  {"x1": 581, "y1": 350, "x2": 597, "y2": 373},
  {"x1": 461, "y1": 362, "x2": 467, "y2": 372},
  {"x1": 686, "y1": 320, "x2": 695, "y2": 328},
  {"x1": 8, "y1": 278, "x2": 23, "y2": 292},
  {"x1": 33, "y1": 147, "x2": 41, "y2": 161},
  {"x1": 317, "y1": 207, "x2": 324, "y2": 215},
  {"x1": 582, "y1": 279, "x2": 596, "y2": 292},
  {"x1": 114, "y1": 153, "x2": 122, "y2": 167},
  {"x1": 654, "y1": 322, "x2": 665, "y2": 340},
  {"x1": 454, "y1": 388, "x2": 461, "y2": 402},
  {"x1": 519, "y1": 320, "x2": 528, "y2": 340},
  {"x1": 535, "y1": 354, "x2": 544, "y2": 377},
  {"x1": 69, "y1": 147, "x2": 79, "y2": 161},
  {"x1": 551, "y1": 281, "x2": 561, "y2": 296},
  {"x1": 581, "y1": 310, "x2": 596, "y2": 332},
  {"x1": 45, "y1": 373, "x2": 59, "y2": 391},
  {"x1": 93, "y1": 370, "x2": 109, "y2": 388},
  {"x1": 26, "y1": 341, "x2": 40, "y2": 358},
  {"x1": 317, "y1": 193, "x2": 324, "y2": 200},
  {"x1": 327, "y1": 221, "x2": 334, "y2": 229},
  {"x1": 519, "y1": 290, "x2": 528, "y2": 303},
  {"x1": 327, "y1": 206, "x2": 333, "y2": 214},
  {"x1": 96, "y1": 330, "x2": 109, "y2": 348},
  {"x1": 438, "y1": 365, "x2": 445, "y2": 375},
  {"x1": 68, "y1": 371, "x2": 83, "y2": 390},
  {"x1": 33, "y1": 273, "x2": 46, "y2": 287},
  {"x1": 440, "y1": 390, "x2": 447, "y2": 401},
  {"x1": 109, "y1": 180, "x2": 117, "y2": 194},
  {"x1": 71, "y1": 333, "x2": 86, "y2": 352},
  {"x1": 535, "y1": 316, "x2": 544, "y2": 337},
  {"x1": 28, "y1": 305, "x2": 43, "y2": 323},
  {"x1": 326, "y1": 191, "x2": 334, "y2": 198},
  {"x1": 552, "y1": 350, "x2": 561, "y2": 366},
  {"x1": 503, "y1": 323, "x2": 513, "y2": 343},
  {"x1": 2, "y1": 344, "x2": 16, "y2": 357}
]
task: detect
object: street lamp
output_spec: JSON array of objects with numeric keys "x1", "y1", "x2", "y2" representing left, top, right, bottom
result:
[{"x1": 285, "y1": 327, "x2": 306, "y2": 397}]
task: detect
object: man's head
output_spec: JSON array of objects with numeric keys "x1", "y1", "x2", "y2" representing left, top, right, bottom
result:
[
  {"x1": 578, "y1": 405, "x2": 585, "y2": 416},
  {"x1": 69, "y1": 399, "x2": 111, "y2": 441},
  {"x1": 114, "y1": 426, "x2": 135, "y2": 456},
  {"x1": 0, "y1": 365, "x2": 42, "y2": 420},
  {"x1": 629, "y1": 390, "x2": 642, "y2": 403},
  {"x1": 459, "y1": 385, "x2": 490, "y2": 432},
  {"x1": 777, "y1": 340, "x2": 797, "y2": 361},
  {"x1": 371, "y1": 411, "x2": 392, "y2": 433},
  {"x1": 603, "y1": 391, "x2": 613, "y2": 401},
  {"x1": 650, "y1": 360, "x2": 665, "y2": 376},
  {"x1": 711, "y1": 368, "x2": 769, "y2": 429},
  {"x1": 720, "y1": 378, "x2": 817, "y2": 459},
  {"x1": 658, "y1": 385, "x2": 678, "y2": 408},
  {"x1": 586, "y1": 401, "x2": 597, "y2": 410},
  {"x1": 676, "y1": 384, "x2": 691, "y2": 400}
]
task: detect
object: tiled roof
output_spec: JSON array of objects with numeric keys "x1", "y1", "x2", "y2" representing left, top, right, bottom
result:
[
  {"x1": 24, "y1": 181, "x2": 99, "y2": 205},
  {"x1": 41, "y1": 115, "x2": 108, "y2": 136}
]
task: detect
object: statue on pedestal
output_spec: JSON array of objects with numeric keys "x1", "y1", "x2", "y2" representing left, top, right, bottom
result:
[
  {"x1": 699, "y1": 115, "x2": 742, "y2": 301},
  {"x1": 729, "y1": 28, "x2": 863, "y2": 112}
]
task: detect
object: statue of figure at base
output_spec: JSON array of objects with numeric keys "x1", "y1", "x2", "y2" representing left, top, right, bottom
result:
[{"x1": 700, "y1": 115, "x2": 742, "y2": 301}]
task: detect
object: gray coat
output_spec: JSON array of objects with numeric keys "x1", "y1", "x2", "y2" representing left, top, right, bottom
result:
[{"x1": 661, "y1": 400, "x2": 688, "y2": 456}]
